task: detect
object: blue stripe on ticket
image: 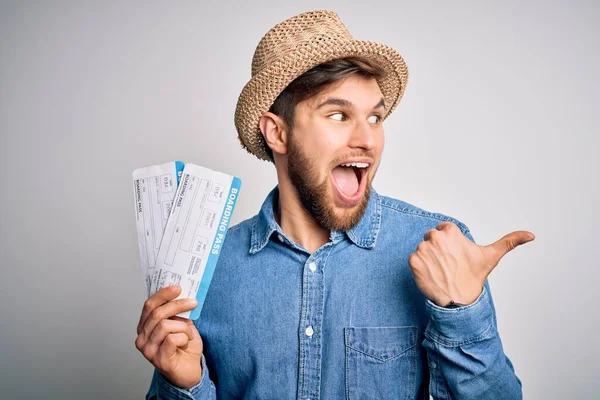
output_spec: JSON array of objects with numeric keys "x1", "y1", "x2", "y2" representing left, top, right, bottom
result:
[
  {"x1": 175, "y1": 161, "x2": 185, "y2": 186},
  {"x1": 189, "y1": 176, "x2": 242, "y2": 320}
]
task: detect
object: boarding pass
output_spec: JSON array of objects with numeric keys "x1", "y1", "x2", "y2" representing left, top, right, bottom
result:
[
  {"x1": 132, "y1": 162, "x2": 241, "y2": 319},
  {"x1": 132, "y1": 161, "x2": 185, "y2": 296}
]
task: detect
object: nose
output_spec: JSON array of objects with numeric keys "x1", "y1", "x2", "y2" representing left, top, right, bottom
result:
[{"x1": 348, "y1": 119, "x2": 376, "y2": 151}]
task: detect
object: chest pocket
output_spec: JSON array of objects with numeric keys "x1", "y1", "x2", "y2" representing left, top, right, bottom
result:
[{"x1": 344, "y1": 326, "x2": 418, "y2": 400}]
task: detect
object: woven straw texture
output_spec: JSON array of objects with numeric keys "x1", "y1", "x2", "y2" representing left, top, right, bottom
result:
[{"x1": 234, "y1": 10, "x2": 409, "y2": 161}]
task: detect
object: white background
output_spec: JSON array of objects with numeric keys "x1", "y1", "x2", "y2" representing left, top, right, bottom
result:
[{"x1": 0, "y1": 1, "x2": 597, "y2": 398}]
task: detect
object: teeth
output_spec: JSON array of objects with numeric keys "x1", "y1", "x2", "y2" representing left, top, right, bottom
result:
[{"x1": 341, "y1": 162, "x2": 369, "y2": 168}]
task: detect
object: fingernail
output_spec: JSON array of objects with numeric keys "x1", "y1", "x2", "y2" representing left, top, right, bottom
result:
[{"x1": 189, "y1": 299, "x2": 198, "y2": 307}]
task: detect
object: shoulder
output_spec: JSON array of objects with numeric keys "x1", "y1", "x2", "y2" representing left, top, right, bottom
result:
[{"x1": 378, "y1": 193, "x2": 471, "y2": 235}]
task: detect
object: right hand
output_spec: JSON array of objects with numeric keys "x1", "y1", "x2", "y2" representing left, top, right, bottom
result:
[{"x1": 135, "y1": 285, "x2": 203, "y2": 389}]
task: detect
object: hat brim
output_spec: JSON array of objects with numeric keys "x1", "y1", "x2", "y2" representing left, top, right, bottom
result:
[{"x1": 234, "y1": 39, "x2": 409, "y2": 161}]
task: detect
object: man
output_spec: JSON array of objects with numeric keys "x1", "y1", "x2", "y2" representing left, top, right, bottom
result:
[{"x1": 136, "y1": 10, "x2": 534, "y2": 399}]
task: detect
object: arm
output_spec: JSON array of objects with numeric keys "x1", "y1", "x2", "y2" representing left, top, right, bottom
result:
[
  {"x1": 409, "y1": 224, "x2": 532, "y2": 399},
  {"x1": 423, "y1": 279, "x2": 522, "y2": 399},
  {"x1": 146, "y1": 354, "x2": 216, "y2": 400}
]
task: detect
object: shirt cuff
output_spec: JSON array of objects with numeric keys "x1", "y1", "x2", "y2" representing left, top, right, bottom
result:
[
  {"x1": 425, "y1": 286, "x2": 497, "y2": 347},
  {"x1": 156, "y1": 354, "x2": 212, "y2": 399}
]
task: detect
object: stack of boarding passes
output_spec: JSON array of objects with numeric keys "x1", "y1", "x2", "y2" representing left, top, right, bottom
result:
[{"x1": 132, "y1": 161, "x2": 241, "y2": 320}]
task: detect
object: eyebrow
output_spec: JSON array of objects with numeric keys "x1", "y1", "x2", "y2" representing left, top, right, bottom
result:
[{"x1": 316, "y1": 97, "x2": 386, "y2": 111}]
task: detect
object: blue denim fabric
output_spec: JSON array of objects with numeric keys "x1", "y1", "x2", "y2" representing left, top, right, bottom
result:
[{"x1": 147, "y1": 187, "x2": 522, "y2": 399}]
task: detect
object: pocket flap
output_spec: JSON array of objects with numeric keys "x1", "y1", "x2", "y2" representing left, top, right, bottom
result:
[{"x1": 344, "y1": 326, "x2": 418, "y2": 362}]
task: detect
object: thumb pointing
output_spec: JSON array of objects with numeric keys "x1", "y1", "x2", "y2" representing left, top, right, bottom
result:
[{"x1": 484, "y1": 230, "x2": 535, "y2": 268}]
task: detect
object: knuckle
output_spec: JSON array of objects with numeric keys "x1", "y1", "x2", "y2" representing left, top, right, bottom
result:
[
  {"x1": 135, "y1": 336, "x2": 144, "y2": 351},
  {"x1": 143, "y1": 298, "x2": 153, "y2": 313},
  {"x1": 165, "y1": 334, "x2": 179, "y2": 347},
  {"x1": 506, "y1": 240, "x2": 515, "y2": 251},
  {"x1": 408, "y1": 253, "x2": 419, "y2": 267},
  {"x1": 156, "y1": 319, "x2": 168, "y2": 333},
  {"x1": 149, "y1": 308, "x2": 164, "y2": 323},
  {"x1": 408, "y1": 253, "x2": 416, "y2": 264}
]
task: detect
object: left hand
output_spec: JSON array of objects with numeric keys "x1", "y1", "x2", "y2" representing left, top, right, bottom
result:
[{"x1": 408, "y1": 222, "x2": 535, "y2": 307}]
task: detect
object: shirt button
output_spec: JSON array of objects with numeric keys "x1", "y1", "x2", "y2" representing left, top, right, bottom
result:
[
  {"x1": 431, "y1": 362, "x2": 437, "y2": 369},
  {"x1": 305, "y1": 326, "x2": 314, "y2": 337},
  {"x1": 308, "y1": 262, "x2": 316, "y2": 272},
  {"x1": 277, "y1": 234, "x2": 284, "y2": 242}
]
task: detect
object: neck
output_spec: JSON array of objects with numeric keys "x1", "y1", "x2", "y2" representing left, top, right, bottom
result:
[{"x1": 275, "y1": 178, "x2": 329, "y2": 254}]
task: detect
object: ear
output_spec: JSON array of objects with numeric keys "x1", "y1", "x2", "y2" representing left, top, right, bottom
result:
[{"x1": 259, "y1": 112, "x2": 289, "y2": 156}]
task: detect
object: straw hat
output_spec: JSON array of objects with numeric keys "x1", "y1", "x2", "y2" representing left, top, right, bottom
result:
[{"x1": 234, "y1": 10, "x2": 409, "y2": 161}]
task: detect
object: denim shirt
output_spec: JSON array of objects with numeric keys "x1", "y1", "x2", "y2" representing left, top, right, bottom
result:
[{"x1": 147, "y1": 187, "x2": 522, "y2": 399}]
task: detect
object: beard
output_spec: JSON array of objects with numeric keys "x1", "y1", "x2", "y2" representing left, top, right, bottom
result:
[{"x1": 286, "y1": 135, "x2": 372, "y2": 231}]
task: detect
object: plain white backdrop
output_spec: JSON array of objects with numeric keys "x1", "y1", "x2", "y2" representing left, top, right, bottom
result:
[{"x1": 0, "y1": 1, "x2": 598, "y2": 399}]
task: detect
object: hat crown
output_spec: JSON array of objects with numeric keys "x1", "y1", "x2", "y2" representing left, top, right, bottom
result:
[{"x1": 251, "y1": 10, "x2": 353, "y2": 77}]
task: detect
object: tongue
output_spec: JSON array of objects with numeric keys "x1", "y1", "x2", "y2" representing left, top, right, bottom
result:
[{"x1": 332, "y1": 166, "x2": 359, "y2": 197}]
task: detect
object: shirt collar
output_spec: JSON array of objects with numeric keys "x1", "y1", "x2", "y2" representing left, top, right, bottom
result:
[{"x1": 249, "y1": 186, "x2": 382, "y2": 254}]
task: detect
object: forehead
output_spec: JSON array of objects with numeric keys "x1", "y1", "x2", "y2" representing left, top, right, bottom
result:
[{"x1": 305, "y1": 75, "x2": 383, "y2": 110}]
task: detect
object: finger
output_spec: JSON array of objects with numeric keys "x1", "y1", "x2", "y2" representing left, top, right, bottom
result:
[
  {"x1": 170, "y1": 316, "x2": 196, "y2": 336},
  {"x1": 171, "y1": 315, "x2": 194, "y2": 326},
  {"x1": 436, "y1": 222, "x2": 457, "y2": 231},
  {"x1": 140, "y1": 319, "x2": 193, "y2": 361},
  {"x1": 149, "y1": 318, "x2": 194, "y2": 346},
  {"x1": 408, "y1": 252, "x2": 425, "y2": 270},
  {"x1": 423, "y1": 229, "x2": 436, "y2": 241},
  {"x1": 137, "y1": 285, "x2": 182, "y2": 335},
  {"x1": 140, "y1": 298, "x2": 198, "y2": 343},
  {"x1": 484, "y1": 230, "x2": 535, "y2": 267},
  {"x1": 155, "y1": 333, "x2": 190, "y2": 369}
]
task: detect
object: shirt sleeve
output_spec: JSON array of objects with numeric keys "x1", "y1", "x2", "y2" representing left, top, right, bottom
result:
[
  {"x1": 145, "y1": 354, "x2": 216, "y2": 400},
  {"x1": 422, "y1": 229, "x2": 523, "y2": 400}
]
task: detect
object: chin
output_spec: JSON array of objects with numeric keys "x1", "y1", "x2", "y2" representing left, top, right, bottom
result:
[{"x1": 323, "y1": 182, "x2": 371, "y2": 231}]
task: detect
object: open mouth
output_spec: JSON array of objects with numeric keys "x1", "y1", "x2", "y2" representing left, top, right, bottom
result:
[{"x1": 331, "y1": 161, "x2": 370, "y2": 205}]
